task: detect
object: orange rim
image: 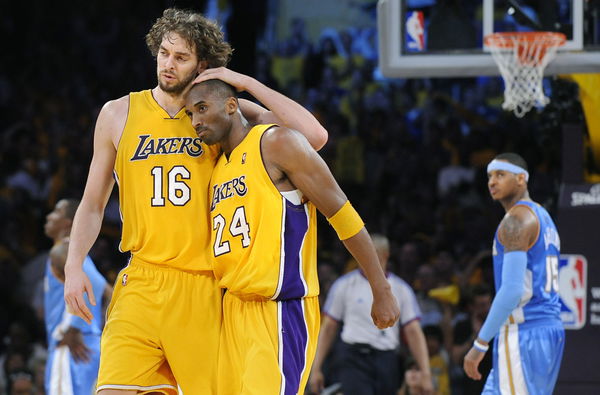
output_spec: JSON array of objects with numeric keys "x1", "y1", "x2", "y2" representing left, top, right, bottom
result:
[{"x1": 484, "y1": 31, "x2": 567, "y2": 49}]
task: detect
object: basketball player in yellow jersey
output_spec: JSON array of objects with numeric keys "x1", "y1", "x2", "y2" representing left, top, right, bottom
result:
[
  {"x1": 185, "y1": 79, "x2": 400, "y2": 394},
  {"x1": 63, "y1": 8, "x2": 327, "y2": 395}
]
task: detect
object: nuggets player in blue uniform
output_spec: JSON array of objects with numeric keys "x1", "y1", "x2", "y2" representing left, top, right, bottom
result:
[
  {"x1": 463, "y1": 153, "x2": 564, "y2": 395},
  {"x1": 43, "y1": 199, "x2": 111, "y2": 395},
  {"x1": 46, "y1": 241, "x2": 110, "y2": 395},
  {"x1": 185, "y1": 79, "x2": 400, "y2": 394}
]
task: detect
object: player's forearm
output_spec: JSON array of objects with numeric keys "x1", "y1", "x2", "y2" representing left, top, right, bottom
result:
[
  {"x1": 243, "y1": 77, "x2": 328, "y2": 150},
  {"x1": 342, "y1": 229, "x2": 391, "y2": 295},
  {"x1": 65, "y1": 205, "x2": 104, "y2": 269},
  {"x1": 452, "y1": 341, "x2": 473, "y2": 365},
  {"x1": 405, "y1": 322, "x2": 432, "y2": 377},
  {"x1": 478, "y1": 251, "x2": 526, "y2": 341}
]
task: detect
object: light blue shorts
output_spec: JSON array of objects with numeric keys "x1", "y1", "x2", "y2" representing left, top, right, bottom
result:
[
  {"x1": 45, "y1": 334, "x2": 100, "y2": 395},
  {"x1": 483, "y1": 319, "x2": 564, "y2": 395}
]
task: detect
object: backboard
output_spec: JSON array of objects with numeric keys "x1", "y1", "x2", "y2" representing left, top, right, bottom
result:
[{"x1": 377, "y1": 0, "x2": 600, "y2": 77}]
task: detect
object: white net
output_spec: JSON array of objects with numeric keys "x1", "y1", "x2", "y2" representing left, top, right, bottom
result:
[{"x1": 485, "y1": 32, "x2": 566, "y2": 118}]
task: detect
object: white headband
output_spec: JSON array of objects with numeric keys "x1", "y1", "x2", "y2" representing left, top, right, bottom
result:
[{"x1": 487, "y1": 159, "x2": 529, "y2": 182}]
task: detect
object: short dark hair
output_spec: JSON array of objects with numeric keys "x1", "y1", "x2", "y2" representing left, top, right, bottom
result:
[
  {"x1": 494, "y1": 152, "x2": 528, "y2": 172},
  {"x1": 422, "y1": 325, "x2": 444, "y2": 343},
  {"x1": 146, "y1": 8, "x2": 233, "y2": 67},
  {"x1": 192, "y1": 79, "x2": 237, "y2": 101}
]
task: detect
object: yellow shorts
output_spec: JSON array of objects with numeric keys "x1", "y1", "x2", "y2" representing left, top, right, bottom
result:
[
  {"x1": 218, "y1": 293, "x2": 320, "y2": 395},
  {"x1": 97, "y1": 257, "x2": 222, "y2": 394}
]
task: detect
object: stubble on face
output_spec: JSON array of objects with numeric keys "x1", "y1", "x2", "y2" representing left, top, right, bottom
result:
[{"x1": 158, "y1": 68, "x2": 197, "y2": 95}]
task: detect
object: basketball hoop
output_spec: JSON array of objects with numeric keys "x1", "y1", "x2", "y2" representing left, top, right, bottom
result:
[{"x1": 485, "y1": 32, "x2": 566, "y2": 118}]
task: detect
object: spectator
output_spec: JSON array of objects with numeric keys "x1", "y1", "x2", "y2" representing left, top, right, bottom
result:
[
  {"x1": 8, "y1": 370, "x2": 35, "y2": 395},
  {"x1": 423, "y1": 325, "x2": 451, "y2": 395},
  {"x1": 399, "y1": 357, "x2": 425, "y2": 395},
  {"x1": 452, "y1": 285, "x2": 493, "y2": 394},
  {"x1": 414, "y1": 264, "x2": 444, "y2": 327}
]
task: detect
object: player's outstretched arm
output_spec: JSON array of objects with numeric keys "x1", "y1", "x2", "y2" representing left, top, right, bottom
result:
[
  {"x1": 463, "y1": 205, "x2": 538, "y2": 380},
  {"x1": 262, "y1": 127, "x2": 400, "y2": 329},
  {"x1": 64, "y1": 98, "x2": 124, "y2": 324},
  {"x1": 193, "y1": 67, "x2": 328, "y2": 150}
]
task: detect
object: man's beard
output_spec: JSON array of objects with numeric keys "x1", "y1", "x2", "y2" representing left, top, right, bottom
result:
[{"x1": 158, "y1": 70, "x2": 196, "y2": 94}]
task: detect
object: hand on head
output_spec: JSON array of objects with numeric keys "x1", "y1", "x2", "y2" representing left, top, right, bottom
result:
[{"x1": 193, "y1": 67, "x2": 248, "y2": 92}]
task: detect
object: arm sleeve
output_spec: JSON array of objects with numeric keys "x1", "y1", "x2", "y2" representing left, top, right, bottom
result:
[{"x1": 478, "y1": 251, "x2": 528, "y2": 342}]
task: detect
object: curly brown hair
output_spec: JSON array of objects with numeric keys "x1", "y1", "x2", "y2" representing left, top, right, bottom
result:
[{"x1": 146, "y1": 8, "x2": 232, "y2": 68}]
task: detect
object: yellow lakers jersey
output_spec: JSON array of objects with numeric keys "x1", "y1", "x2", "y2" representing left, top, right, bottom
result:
[
  {"x1": 209, "y1": 125, "x2": 319, "y2": 300},
  {"x1": 114, "y1": 90, "x2": 219, "y2": 271}
]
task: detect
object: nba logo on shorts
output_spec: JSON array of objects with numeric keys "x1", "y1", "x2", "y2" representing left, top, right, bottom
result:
[
  {"x1": 406, "y1": 11, "x2": 425, "y2": 52},
  {"x1": 558, "y1": 254, "x2": 587, "y2": 329}
]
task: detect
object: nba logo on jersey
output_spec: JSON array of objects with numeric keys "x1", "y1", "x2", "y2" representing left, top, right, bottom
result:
[
  {"x1": 405, "y1": 11, "x2": 425, "y2": 52},
  {"x1": 558, "y1": 254, "x2": 587, "y2": 329}
]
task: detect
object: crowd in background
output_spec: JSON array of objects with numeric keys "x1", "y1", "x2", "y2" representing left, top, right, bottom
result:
[{"x1": 0, "y1": 1, "x2": 582, "y2": 394}]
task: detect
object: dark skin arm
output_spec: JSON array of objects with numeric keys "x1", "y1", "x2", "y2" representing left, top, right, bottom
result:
[
  {"x1": 463, "y1": 205, "x2": 538, "y2": 380},
  {"x1": 261, "y1": 127, "x2": 400, "y2": 329},
  {"x1": 58, "y1": 327, "x2": 91, "y2": 363}
]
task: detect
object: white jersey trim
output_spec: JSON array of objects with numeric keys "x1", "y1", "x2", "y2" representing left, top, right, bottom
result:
[
  {"x1": 498, "y1": 324, "x2": 528, "y2": 395},
  {"x1": 277, "y1": 302, "x2": 286, "y2": 395},
  {"x1": 96, "y1": 384, "x2": 178, "y2": 392},
  {"x1": 49, "y1": 346, "x2": 73, "y2": 395},
  {"x1": 271, "y1": 197, "x2": 287, "y2": 300},
  {"x1": 281, "y1": 189, "x2": 303, "y2": 205}
]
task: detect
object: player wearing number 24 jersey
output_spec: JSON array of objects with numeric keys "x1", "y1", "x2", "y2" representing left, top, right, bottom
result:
[
  {"x1": 185, "y1": 79, "x2": 400, "y2": 395},
  {"x1": 463, "y1": 153, "x2": 564, "y2": 395}
]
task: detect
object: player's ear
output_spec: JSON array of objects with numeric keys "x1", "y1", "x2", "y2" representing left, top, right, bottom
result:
[
  {"x1": 225, "y1": 97, "x2": 238, "y2": 115},
  {"x1": 197, "y1": 60, "x2": 208, "y2": 74}
]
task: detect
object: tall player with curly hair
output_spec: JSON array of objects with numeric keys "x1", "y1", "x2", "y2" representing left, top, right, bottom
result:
[{"x1": 64, "y1": 8, "x2": 327, "y2": 394}]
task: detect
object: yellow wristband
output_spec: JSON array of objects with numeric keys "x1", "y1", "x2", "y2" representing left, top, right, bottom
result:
[{"x1": 327, "y1": 201, "x2": 364, "y2": 240}]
